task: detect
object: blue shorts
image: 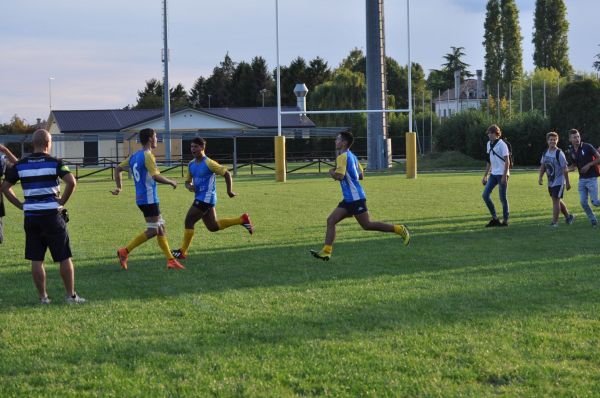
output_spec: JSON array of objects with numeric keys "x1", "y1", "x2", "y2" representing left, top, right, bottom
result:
[
  {"x1": 548, "y1": 185, "x2": 565, "y2": 199},
  {"x1": 337, "y1": 199, "x2": 368, "y2": 215}
]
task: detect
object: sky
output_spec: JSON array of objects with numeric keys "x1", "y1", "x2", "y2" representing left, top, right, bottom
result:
[{"x1": 1, "y1": 0, "x2": 598, "y2": 124}]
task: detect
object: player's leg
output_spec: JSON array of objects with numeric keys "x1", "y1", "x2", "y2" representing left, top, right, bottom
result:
[
  {"x1": 25, "y1": 217, "x2": 49, "y2": 302},
  {"x1": 204, "y1": 207, "x2": 253, "y2": 234},
  {"x1": 498, "y1": 177, "x2": 509, "y2": 225},
  {"x1": 482, "y1": 175, "x2": 500, "y2": 226},
  {"x1": 579, "y1": 178, "x2": 596, "y2": 225},
  {"x1": 172, "y1": 205, "x2": 206, "y2": 259},
  {"x1": 31, "y1": 261, "x2": 48, "y2": 302},
  {"x1": 589, "y1": 177, "x2": 600, "y2": 207},
  {"x1": 354, "y1": 211, "x2": 411, "y2": 246},
  {"x1": 117, "y1": 205, "x2": 160, "y2": 269},
  {"x1": 155, "y1": 215, "x2": 185, "y2": 270},
  {"x1": 551, "y1": 196, "x2": 560, "y2": 225},
  {"x1": 310, "y1": 206, "x2": 349, "y2": 261}
]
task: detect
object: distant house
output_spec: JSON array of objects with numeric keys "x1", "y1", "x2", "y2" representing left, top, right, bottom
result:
[
  {"x1": 47, "y1": 107, "x2": 315, "y2": 163},
  {"x1": 435, "y1": 70, "x2": 487, "y2": 119}
]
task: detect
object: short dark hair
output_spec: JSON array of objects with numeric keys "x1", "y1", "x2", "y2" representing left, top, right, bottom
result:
[
  {"x1": 487, "y1": 124, "x2": 501, "y2": 137},
  {"x1": 139, "y1": 128, "x2": 156, "y2": 145},
  {"x1": 568, "y1": 128, "x2": 580, "y2": 136},
  {"x1": 338, "y1": 131, "x2": 354, "y2": 147},
  {"x1": 191, "y1": 137, "x2": 206, "y2": 147}
]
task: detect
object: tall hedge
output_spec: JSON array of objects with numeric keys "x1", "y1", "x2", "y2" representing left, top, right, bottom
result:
[{"x1": 550, "y1": 79, "x2": 600, "y2": 144}]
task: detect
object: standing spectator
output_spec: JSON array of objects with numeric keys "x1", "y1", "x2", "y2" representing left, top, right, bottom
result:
[
  {"x1": 567, "y1": 128, "x2": 600, "y2": 226},
  {"x1": 538, "y1": 132, "x2": 574, "y2": 227},
  {"x1": 0, "y1": 130, "x2": 85, "y2": 304},
  {"x1": 0, "y1": 144, "x2": 19, "y2": 243},
  {"x1": 482, "y1": 124, "x2": 510, "y2": 227}
]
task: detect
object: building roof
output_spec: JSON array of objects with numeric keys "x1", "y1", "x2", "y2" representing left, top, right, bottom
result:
[
  {"x1": 435, "y1": 79, "x2": 487, "y2": 102},
  {"x1": 50, "y1": 106, "x2": 315, "y2": 134},
  {"x1": 51, "y1": 109, "x2": 163, "y2": 133}
]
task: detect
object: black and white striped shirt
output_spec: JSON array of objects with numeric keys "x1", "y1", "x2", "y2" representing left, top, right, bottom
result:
[{"x1": 5, "y1": 153, "x2": 70, "y2": 216}]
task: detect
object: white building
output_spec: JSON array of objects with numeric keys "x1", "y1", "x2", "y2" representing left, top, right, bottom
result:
[{"x1": 435, "y1": 70, "x2": 487, "y2": 119}]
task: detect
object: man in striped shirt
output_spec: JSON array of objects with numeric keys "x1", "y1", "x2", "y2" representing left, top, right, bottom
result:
[{"x1": 1, "y1": 130, "x2": 85, "y2": 304}]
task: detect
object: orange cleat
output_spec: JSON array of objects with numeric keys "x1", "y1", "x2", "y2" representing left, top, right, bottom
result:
[
  {"x1": 167, "y1": 258, "x2": 186, "y2": 270},
  {"x1": 241, "y1": 213, "x2": 254, "y2": 235},
  {"x1": 117, "y1": 247, "x2": 129, "y2": 270}
]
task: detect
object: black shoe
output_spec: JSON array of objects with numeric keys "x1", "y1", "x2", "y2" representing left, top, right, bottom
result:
[
  {"x1": 171, "y1": 249, "x2": 187, "y2": 260},
  {"x1": 499, "y1": 220, "x2": 509, "y2": 227},
  {"x1": 485, "y1": 218, "x2": 501, "y2": 227}
]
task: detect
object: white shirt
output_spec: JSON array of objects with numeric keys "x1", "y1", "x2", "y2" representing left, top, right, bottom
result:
[{"x1": 487, "y1": 139, "x2": 510, "y2": 176}]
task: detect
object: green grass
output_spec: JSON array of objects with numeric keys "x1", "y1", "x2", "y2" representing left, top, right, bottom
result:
[{"x1": 1, "y1": 170, "x2": 600, "y2": 397}]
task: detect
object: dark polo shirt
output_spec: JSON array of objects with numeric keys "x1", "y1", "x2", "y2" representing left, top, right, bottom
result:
[{"x1": 568, "y1": 142, "x2": 600, "y2": 179}]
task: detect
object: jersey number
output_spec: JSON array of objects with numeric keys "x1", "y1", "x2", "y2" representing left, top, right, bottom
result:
[{"x1": 133, "y1": 162, "x2": 140, "y2": 182}]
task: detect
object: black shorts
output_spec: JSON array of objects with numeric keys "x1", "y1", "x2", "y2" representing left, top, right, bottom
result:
[
  {"x1": 24, "y1": 213, "x2": 72, "y2": 262},
  {"x1": 337, "y1": 199, "x2": 368, "y2": 215},
  {"x1": 192, "y1": 199, "x2": 214, "y2": 213},
  {"x1": 548, "y1": 185, "x2": 565, "y2": 199},
  {"x1": 137, "y1": 203, "x2": 161, "y2": 218}
]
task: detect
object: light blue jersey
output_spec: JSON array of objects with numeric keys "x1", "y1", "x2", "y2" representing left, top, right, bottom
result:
[
  {"x1": 335, "y1": 150, "x2": 366, "y2": 202},
  {"x1": 186, "y1": 156, "x2": 227, "y2": 205},
  {"x1": 119, "y1": 150, "x2": 160, "y2": 205}
]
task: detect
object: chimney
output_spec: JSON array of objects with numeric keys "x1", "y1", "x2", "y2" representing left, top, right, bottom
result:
[
  {"x1": 36, "y1": 118, "x2": 42, "y2": 126},
  {"x1": 294, "y1": 83, "x2": 308, "y2": 116},
  {"x1": 476, "y1": 70, "x2": 483, "y2": 99},
  {"x1": 454, "y1": 70, "x2": 461, "y2": 101}
]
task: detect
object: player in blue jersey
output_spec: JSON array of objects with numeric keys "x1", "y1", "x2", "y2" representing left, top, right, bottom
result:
[
  {"x1": 171, "y1": 137, "x2": 253, "y2": 260},
  {"x1": 111, "y1": 128, "x2": 185, "y2": 270},
  {"x1": 310, "y1": 131, "x2": 410, "y2": 261}
]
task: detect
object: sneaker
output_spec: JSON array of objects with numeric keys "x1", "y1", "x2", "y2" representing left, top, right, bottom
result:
[
  {"x1": 66, "y1": 293, "x2": 86, "y2": 304},
  {"x1": 310, "y1": 249, "x2": 331, "y2": 261},
  {"x1": 499, "y1": 220, "x2": 509, "y2": 227},
  {"x1": 167, "y1": 258, "x2": 186, "y2": 270},
  {"x1": 40, "y1": 296, "x2": 51, "y2": 305},
  {"x1": 566, "y1": 214, "x2": 575, "y2": 225},
  {"x1": 171, "y1": 249, "x2": 187, "y2": 260},
  {"x1": 117, "y1": 247, "x2": 129, "y2": 270},
  {"x1": 485, "y1": 218, "x2": 501, "y2": 227},
  {"x1": 241, "y1": 213, "x2": 254, "y2": 235},
  {"x1": 396, "y1": 224, "x2": 411, "y2": 246},
  {"x1": 550, "y1": 222, "x2": 559, "y2": 228},
  {"x1": 592, "y1": 220, "x2": 598, "y2": 228}
]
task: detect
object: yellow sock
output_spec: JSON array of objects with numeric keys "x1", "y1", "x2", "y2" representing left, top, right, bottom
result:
[
  {"x1": 181, "y1": 229, "x2": 195, "y2": 255},
  {"x1": 126, "y1": 232, "x2": 149, "y2": 253},
  {"x1": 157, "y1": 235, "x2": 174, "y2": 260},
  {"x1": 393, "y1": 225, "x2": 403, "y2": 235},
  {"x1": 217, "y1": 217, "x2": 242, "y2": 230},
  {"x1": 322, "y1": 245, "x2": 333, "y2": 254}
]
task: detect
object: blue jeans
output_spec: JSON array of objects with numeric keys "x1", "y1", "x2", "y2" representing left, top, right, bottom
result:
[
  {"x1": 578, "y1": 177, "x2": 600, "y2": 223},
  {"x1": 482, "y1": 174, "x2": 509, "y2": 221}
]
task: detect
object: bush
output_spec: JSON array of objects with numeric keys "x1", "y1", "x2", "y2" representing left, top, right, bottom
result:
[{"x1": 550, "y1": 79, "x2": 600, "y2": 144}]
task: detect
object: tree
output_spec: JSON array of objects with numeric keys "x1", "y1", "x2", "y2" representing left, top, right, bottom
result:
[
  {"x1": 135, "y1": 79, "x2": 163, "y2": 109},
  {"x1": 442, "y1": 46, "x2": 473, "y2": 81},
  {"x1": 251, "y1": 56, "x2": 275, "y2": 106},
  {"x1": 203, "y1": 53, "x2": 237, "y2": 108},
  {"x1": 550, "y1": 79, "x2": 600, "y2": 141},
  {"x1": 483, "y1": 0, "x2": 503, "y2": 94},
  {"x1": 231, "y1": 61, "x2": 257, "y2": 106},
  {"x1": 306, "y1": 57, "x2": 332, "y2": 94},
  {"x1": 501, "y1": 0, "x2": 523, "y2": 90},
  {"x1": 593, "y1": 45, "x2": 600, "y2": 72},
  {"x1": 533, "y1": 0, "x2": 572, "y2": 76},
  {"x1": 278, "y1": 57, "x2": 309, "y2": 105},
  {"x1": 188, "y1": 77, "x2": 207, "y2": 108},
  {"x1": 170, "y1": 83, "x2": 190, "y2": 109}
]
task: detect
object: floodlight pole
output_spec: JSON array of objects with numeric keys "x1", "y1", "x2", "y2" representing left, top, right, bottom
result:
[
  {"x1": 162, "y1": 0, "x2": 172, "y2": 163},
  {"x1": 405, "y1": 0, "x2": 417, "y2": 179}
]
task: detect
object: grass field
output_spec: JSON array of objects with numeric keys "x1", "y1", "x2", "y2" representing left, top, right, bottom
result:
[{"x1": 1, "y1": 170, "x2": 600, "y2": 397}]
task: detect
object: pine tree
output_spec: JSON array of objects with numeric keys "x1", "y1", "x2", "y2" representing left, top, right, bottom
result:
[
  {"x1": 501, "y1": 0, "x2": 523, "y2": 89},
  {"x1": 533, "y1": 0, "x2": 572, "y2": 76},
  {"x1": 483, "y1": 0, "x2": 503, "y2": 93}
]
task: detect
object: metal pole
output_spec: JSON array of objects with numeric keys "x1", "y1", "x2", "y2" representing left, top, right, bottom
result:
[
  {"x1": 508, "y1": 82, "x2": 512, "y2": 118},
  {"x1": 162, "y1": 0, "x2": 172, "y2": 163},
  {"x1": 233, "y1": 136, "x2": 238, "y2": 177},
  {"x1": 275, "y1": 0, "x2": 282, "y2": 137},
  {"x1": 208, "y1": 94, "x2": 211, "y2": 108},
  {"x1": 430, "y1": 92, "x2": 433, "y2": 153},
  {"x1": 543, "y1": 79, "x2": 546, "y2": 117},
  {"x1": 422, "y1": 90, "x2": 425, "y2": 153},
  {"x1": 407, "y1": 0, "x2": 413, "y2": 133},
  {"x1": 557, "y1": 76, "x2": 560, "y2": 95},
  {"x1": 497, "y1": 82, "x2": 500, "y2": 120},
  {"x1": 519, "y1": 82, "x2": 522, "y2": 114},
  {"x1": 530, "y1": 78, "x2": 533, "y2": 111},
  {"x1": 48, "y1": 77, "x2": 54, "y2": 110}
]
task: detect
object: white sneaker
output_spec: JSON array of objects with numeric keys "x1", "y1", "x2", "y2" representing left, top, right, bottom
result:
[
  {"x1": 40, "y1": 296, "x2": 51, "y2": 305},
  {"x1": 65, "y1": 293, "x2": 86, "y2": 304}
]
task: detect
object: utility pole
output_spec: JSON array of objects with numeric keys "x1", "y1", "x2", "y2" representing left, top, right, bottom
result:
[{"x1": 162, "y1": 0, "x2": 172, "y2": 163}]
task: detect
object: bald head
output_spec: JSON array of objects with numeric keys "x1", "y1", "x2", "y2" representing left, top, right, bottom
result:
[{"x1": 32, "y1": 129, "x2": 52, "y2": 153}]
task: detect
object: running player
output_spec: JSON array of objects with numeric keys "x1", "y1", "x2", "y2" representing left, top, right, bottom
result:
[
  {"x1": 111, "y1": 128, "x2": 185, "y2": 270},
  {"x1": 310, "y1": 131, "x2": 410, "y2": 261},
  {"x1": 171, "y1": 137, "x2": 253, "y2": 260}
]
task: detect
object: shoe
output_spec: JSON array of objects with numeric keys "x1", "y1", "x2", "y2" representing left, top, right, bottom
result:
[
  {"x1": 396, "y1": 224, "x2": 411, "y2": 246},
  {"x1": 310, "y1": 249, "x2": 331, "y2": 261},
  {"x1": 117, "y1": 247, "x2": 129, "y2": 270},
  {"x1": 241, "y1": 213, "x2": 254, "y2": 235},
  {"x1": 550, "y1": 222, "x2": 559, "y2": 228},
  {"x1": 167, "y1": 258, "x2": 186, "y2": 270},
  {"x1": 485, "y1": 218, "x2": 501, "y2": 227},
  {"x1": 592, "y1": 220, "x2": 598, "y2": 228},
  {"x1": 566, "y1": 214, "x2": 575, "y2": 225},
  {"x1": 171, "y1": 249, "x2": 187, "y2": 260},
  {"x1": 499, "y1": 220, "x2": 509, "y2": 227},
  {"x1": 66, "y1": 293, "x2": 86, "y2": 304},
  {"x1": 40, "y1": 296, "x2": 51, "y2": 305}
]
